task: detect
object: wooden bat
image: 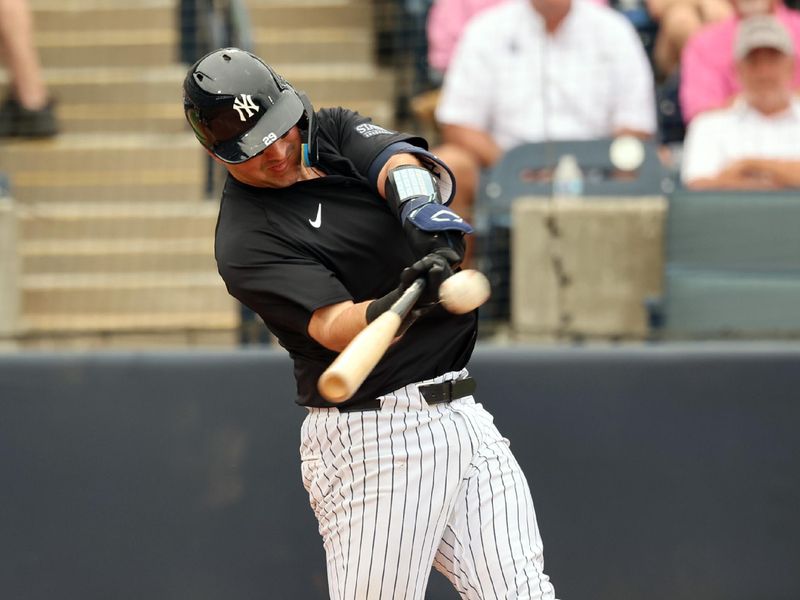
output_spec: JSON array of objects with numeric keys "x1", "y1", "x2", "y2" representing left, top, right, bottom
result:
[{"x1": 317, "y1": 278, "x2": 426, "y2": 403}]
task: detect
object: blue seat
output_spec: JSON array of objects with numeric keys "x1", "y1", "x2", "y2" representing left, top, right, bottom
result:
[
  {"x1": 649, "y1": 189, "x2": 800, "y2": 338},
  {"x1": 474, "y1": 139, "x2": 672, "y2": 321}
]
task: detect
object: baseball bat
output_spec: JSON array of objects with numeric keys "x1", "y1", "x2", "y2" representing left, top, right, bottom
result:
[{"x1": 318, "y1": 278, "x2": 426, "y2": 403}]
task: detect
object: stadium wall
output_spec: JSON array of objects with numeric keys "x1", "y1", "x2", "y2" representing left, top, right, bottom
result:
[{"x1": 1, "y1": 345, "x2": 798, "y2": 600}]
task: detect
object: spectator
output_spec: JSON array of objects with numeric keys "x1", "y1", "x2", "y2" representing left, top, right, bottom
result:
[
  {"x1": 681, "y1": 15, "x2": 800, "y2": 188},
  {"x1": 434, "y1": 0, "x2": 656, "y2": 213},
  {"x1": 427, "y1": 0, "x2": 508, "y2": 76},
  {"x1": 680, "y1": 0, "x2": 800, "y2": 122},
  {"x1": 428, "y1": 0, "x2": 611, "y2": 77},
  {"x1": 0, "y1": 0, "x2": 57, "y2": 138},
  {"x1": 647, "y1": 0, "x2": 733, "y2": 78}
]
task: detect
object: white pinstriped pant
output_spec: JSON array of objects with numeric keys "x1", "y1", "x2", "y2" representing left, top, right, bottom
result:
[{"x1": 300, "y1": 369, "x2": 557, "y2": 600}]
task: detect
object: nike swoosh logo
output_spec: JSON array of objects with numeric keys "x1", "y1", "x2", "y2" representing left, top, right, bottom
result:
[{"x1": 308, "y1": 203, "x2": 322, "y2": 228}]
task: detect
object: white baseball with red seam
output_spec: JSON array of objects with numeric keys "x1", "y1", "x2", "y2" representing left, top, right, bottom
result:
[{"x1": 439, "y1": 270, "x2": 491, "y2": 314}]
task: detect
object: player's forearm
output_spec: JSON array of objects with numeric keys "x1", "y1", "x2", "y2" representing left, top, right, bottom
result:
[
  {"x1": 308, "y1": 300, "x2": 371, "y2": 352},
  {"x1": 439, "y1": 124, "x2": 502, "y2": 168},
  {"x1": 376, "y1": 153, "x2": 424, "y2": 199}
]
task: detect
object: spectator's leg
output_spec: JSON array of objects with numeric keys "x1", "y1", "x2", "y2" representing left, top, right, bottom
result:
[{"x1": 0, "y1": 0, "x2": 48, "y2": 110}]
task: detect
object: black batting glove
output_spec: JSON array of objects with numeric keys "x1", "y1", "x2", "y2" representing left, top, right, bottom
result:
[
  {"x1": 402, "y1": 224, "x2": 466, "y2": 267},
  {"x1": 399, "y1": 247, "x2": 459, "y2": 306},
  {"x1": 365, "y1": 247, "x2": 460, "y2": 336}
]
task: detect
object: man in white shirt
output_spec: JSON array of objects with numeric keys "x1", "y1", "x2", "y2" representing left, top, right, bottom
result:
[
  {"x1": 430, "y1": 0, "x2": 656, "y2": 244},
  {"x1": 681, "y1": 15, "x2": 800, "y2": 189},
  {"x1": 435, "y1": 0, "x2": 657, "y2": 169}
]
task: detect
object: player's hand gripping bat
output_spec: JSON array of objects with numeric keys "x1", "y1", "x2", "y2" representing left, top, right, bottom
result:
[{"x1": 317, "y1": 270, "x2": 490, "y2": 403}]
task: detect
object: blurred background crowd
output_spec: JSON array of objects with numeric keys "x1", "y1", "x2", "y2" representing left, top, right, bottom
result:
[{"x1": 1, "y1": 0, "x2": 799, "y2": 350}]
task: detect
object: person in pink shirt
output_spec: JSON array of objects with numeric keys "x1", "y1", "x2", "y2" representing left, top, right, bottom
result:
[
  {"x1": 680, "y1": 0, "x2": 800, "y2": 122},
  {"x1": 427, "y1": 0, "x2": 508, "y2": 74}
]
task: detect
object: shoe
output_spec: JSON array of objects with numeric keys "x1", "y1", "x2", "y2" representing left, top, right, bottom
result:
[
  {"x1": 0, "y1": 98, "x2": 16, "y2": 137},
  {"x1": 0, "y1": 97, "x2": 59, "y2": 138}
]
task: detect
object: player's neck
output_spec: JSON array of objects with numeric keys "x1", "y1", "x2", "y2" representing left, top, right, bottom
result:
[{"x1": 300, "y1": 164, "x2": 326, "y2": 181}]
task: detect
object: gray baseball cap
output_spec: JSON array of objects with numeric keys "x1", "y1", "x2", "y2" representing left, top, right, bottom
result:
[{"x1": 734, "y1": 15, "x2": 795, "y2": 60}]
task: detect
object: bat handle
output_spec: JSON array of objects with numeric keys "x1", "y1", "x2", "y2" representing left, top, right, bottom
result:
[
  {"x1": 391, "y1": 277, "x2": 425, "y2": 318},
  {"x1": 317, "y1": 278, "x2": 426, "y2": 403}
]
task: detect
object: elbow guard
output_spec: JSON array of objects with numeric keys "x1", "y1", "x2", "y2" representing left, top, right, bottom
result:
[
  {"x1": 385, "y1": 164, "x2": 473, "y2": 261},
  {"x1": 385, "y1": 165, "x2": 473, "y2": 234}
]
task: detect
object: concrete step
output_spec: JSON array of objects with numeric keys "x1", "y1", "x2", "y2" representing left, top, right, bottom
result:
[
  {"x1": 248, "y1": 0, "x2": 372, "y2": 29},
  {"x1": 254, "y1": 28, "x2": 373, "y2": 65},
  {"x1": 21, "y1": 238, "x2": 216, "y2": 275},
  {"x1": 22, "y1": 271, "x2": 235, "y2": 315},
  {"x1": 36, "y1": 30, "x2": 176, "y2": 68},
  {"x1": 0, "y1": 65, "x2": 396, "y2": 136},
  {"x1": 35, "y1": 27, "x2": 372, "y2": 68},
  {"x1": 58, "y1": 103, "x2": 187, "y2": 134},
  {"x1": 0, "y1": 64, "x2": 395, "y2": 106},
  {"x1": 31, "y1": 0, "x2": 370, "y2": 32},
  {"x1": 32, "y1": 2, "x2": 175, "y2": 32},
  {"x1": 20, "y1": 201, "x2": 219, "y2": 240},
  {"x1": 0, "y1": 134, "x2": 205, "y2": 202},
  {"x1": 56, "y1": 99, "x2": 392, "y2": 134},
  {"x1": 30, "y1": 0, "x2": 174, "y2": 10}
]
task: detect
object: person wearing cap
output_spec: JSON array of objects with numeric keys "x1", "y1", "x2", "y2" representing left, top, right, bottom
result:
[
  {"x1": 681, "y1": 15, "x2": 800, "y2": 188},
  {"x1": 680, "y1": 0, "x2": 800, "y2": 123},
  {"x1": 183, "y1": 48, "x2": 558, "y2": 600}
]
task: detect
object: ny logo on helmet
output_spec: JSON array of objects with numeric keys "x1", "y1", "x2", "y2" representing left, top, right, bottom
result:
[{"x1": 233, "y1": 94, "x2": 259, "y2": 122}]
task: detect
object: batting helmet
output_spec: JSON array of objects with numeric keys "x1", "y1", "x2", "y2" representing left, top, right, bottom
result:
[{"x1": 183, "y1": 48, "x2": 318, "y2": 165}]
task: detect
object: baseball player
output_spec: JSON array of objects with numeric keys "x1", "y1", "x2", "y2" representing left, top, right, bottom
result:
[{"x1": 183, "y1": 48, "x2": 557, "y2": 600}]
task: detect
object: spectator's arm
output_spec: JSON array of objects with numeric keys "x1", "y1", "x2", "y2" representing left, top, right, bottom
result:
[
  {"x1": 613, "y1": 127, "x2": 655, "y2": 140},
  {"x1": 440, "y1": 123, "x2": 503, "y2": 168},
  {"x1": 435, "y1": 13, "x2": 497, "y2": 161},
  {"x1": 646, "y1": 0, "x2": 693, "y2": 20},
  {"x1": 685, "y1": 170, "x2": 780, "y2": 190},
  {"x1": 724, "y1": 158, "x2": 800, "y2": 188},
  {"x1": 609, "y1": 17, "x2": 657, "y2": 137},
  {"x1": 683, "y1": 158, "x2": 800, "y2": 190}
]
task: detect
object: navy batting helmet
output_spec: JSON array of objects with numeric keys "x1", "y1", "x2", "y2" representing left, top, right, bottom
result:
[{"x1": 183, "y1": 48, "x2": 318, "y2": 165}]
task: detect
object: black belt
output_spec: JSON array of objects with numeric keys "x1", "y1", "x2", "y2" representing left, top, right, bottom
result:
[{"x1": 337, "y1": 377, "x2": 477, "y2": 412}]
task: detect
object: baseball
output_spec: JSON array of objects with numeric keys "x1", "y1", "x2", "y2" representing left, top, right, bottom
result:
[
  {"x1": 609, "y1": 135, "x2": 645, "y2": 172},
  {"x1": 439, "y1": 269, "x2": 491, "y2": 314}
]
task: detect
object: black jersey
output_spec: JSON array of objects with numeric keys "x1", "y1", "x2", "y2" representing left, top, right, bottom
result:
[{"x1": 214, "y1": 108, "x2": 477, "y2": 408}]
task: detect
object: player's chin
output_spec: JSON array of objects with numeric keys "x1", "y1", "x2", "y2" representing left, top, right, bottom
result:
[{"x1": 261, "y1": 163, "x2": 301, "y2": 188}]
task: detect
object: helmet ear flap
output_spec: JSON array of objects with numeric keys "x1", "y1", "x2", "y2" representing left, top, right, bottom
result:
[
  {"x1": 298, "y1": 93, "x2": 318, "y2": 167},
  {"x1": 261, "y1": 60, "x2": 317, "y2": 167}
]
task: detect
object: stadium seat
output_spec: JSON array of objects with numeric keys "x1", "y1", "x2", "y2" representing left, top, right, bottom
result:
[{"x1": 649, "y1": 189, "x2": 800, "y2": 338}]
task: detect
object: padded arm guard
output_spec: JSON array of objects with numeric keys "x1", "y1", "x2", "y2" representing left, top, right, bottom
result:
[{"x1": 385, "y1": 165, "x2": 473, "y2": 261}]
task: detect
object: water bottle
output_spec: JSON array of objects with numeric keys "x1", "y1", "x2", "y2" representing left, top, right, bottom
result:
[{"x1": 551, "y1": 154, "x2": 584, "y2": 199}]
